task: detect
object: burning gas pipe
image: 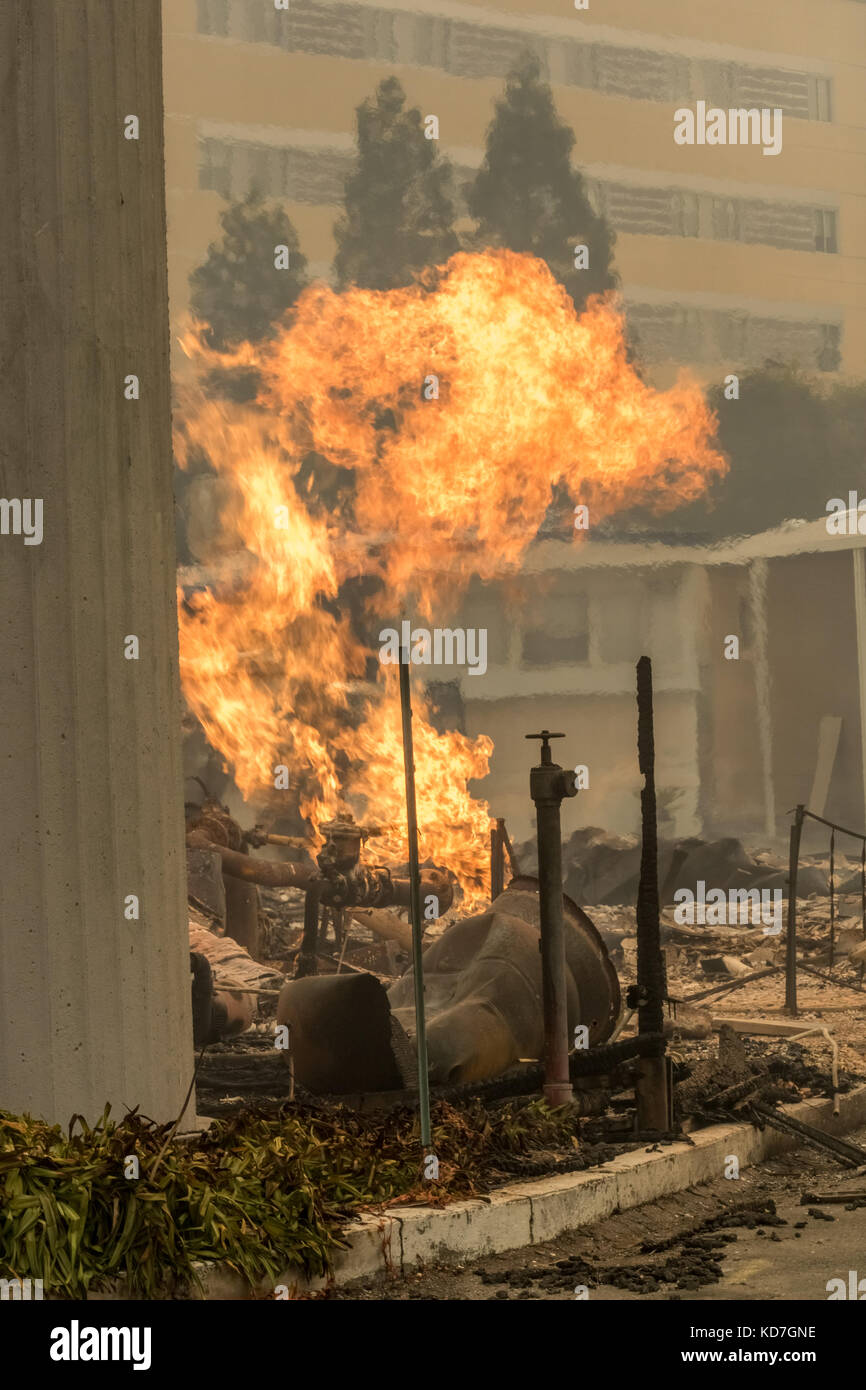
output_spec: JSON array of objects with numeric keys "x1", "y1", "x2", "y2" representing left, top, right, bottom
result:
[{"x1": 186, "y1": 811, "x2": 453, "y2": 967}]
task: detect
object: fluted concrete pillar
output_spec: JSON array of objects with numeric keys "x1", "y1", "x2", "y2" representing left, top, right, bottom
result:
[{"x1": 0, "y1": 2, "x2": 192, "y2": 1122}]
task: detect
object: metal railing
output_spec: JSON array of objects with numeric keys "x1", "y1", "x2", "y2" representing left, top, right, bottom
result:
[{"x1": 786, "y1": 804, "x2": 866, "y2": 1015}]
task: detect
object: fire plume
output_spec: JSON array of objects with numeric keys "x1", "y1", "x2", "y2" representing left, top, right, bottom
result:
[{"x1": 176, "y1": 250, "x2": 725, "y2": 901}]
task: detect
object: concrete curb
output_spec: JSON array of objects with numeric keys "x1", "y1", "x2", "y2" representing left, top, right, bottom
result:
[{"x1": 186, "y1": 1083, "x2": 866, "y2": 1299}]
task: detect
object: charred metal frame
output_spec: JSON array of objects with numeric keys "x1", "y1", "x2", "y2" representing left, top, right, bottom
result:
[{"x1": 785, "y1": 803, "x2": 866, "y2": 1015}]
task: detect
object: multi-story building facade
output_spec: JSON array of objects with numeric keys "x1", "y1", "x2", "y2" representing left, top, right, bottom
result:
[{"x1": 163, "y1": 0, "x2": 866, "y2": 383}]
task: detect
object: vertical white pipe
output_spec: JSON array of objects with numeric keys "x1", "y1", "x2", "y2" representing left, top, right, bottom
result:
[
  {"x1": 748, "y1": 558, "x2": 776, "y2": 839},
  {"x1": 852, "y1": 549, "x2": 866, "y2": 829}
]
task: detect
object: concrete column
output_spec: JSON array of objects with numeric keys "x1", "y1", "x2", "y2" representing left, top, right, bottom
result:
[
  {"x1": 852, "y1": 549, "x2": 866, "y2": 830},
  {"x1": 0, "y1": 2, "x2": 192, "y2": 1122},
  {"x1": 747, "y1": 558, "x2": 776, "y2": 840}
]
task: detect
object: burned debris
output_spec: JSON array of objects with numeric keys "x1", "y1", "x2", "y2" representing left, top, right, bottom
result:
[{"x1": 184, "y1": 658, "x2": 854, "y2": 1184}]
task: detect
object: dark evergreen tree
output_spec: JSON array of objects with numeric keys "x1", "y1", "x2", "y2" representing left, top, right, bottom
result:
[
  {"x1": 625, "y1": 363, "x2": 866, "y2": 541},
  {"x1": 334, "y1": 77, "x2": 459, "y2": 290},
  {"x1": 467, "y1": 54, "x2": 618, "y2": 312},
  {"x1": 189, "y1": 191, "x2": 308, "y2": 353},
  {"x1": 696, "y1": 364, "x2": 866, "y2": 538}
]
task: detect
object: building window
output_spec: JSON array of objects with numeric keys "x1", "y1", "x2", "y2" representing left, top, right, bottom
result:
[
  {"x1": 247, "y1": 146, "x2": 272, "y2": 197},
  {"x1": 595, "y1": 586, "x2": 645, "y2": 664},
  {"x1": 672, "y1": 191, "x2": 700, "y2": 238},
  {"x1": 194, "y1": 3, "x2": 833, "y2": 126},
  {"x1": 711, "y1": 198, "x2": 741, "y2": 242},
  {"x1": 714, "y1": 310, "x2": 748, "y2": 363},
  {"x1": 815, "y1": 209, "x2": 838, "y2": 254},
  {"x1": 198, "y1": 138, "x2": 232, "y2": 198},
  {"x1": 809, "y1": 76, "x2": 833, "y2": 122},
  {"x1": 626, "y1": 301, "x2": 842, "y2": 372},
  {"x1": 817, "y1": 325, "x2": 842, "y2": 373},
  {"x1": 522, "y1": 594, "x2": 589, "y2": 666}
]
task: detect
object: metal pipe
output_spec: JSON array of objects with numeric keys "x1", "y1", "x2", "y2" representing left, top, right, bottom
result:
[
  {"x1": 829, "y1": 826, "x2": 836, "y2": 969},
  {"x1": 800, "y1": 807, "x2": 866, "y2": 841},
  {"x1": 295, "y1": 879, "x2": 322, "y2": 980},
  {"x1": 399, "y1": 647, "x2": 433, "y2": 1158},
  {"x1": 785, "y1": 804, "x2": 805, "y2": 1016},
  {"x1": 681, "y1": 965, "x2": 781, "y2": 1004},
  {"x1": 253, "y1": 831, "x2": 310, "y2": 849},
  {"x1": 794, "y1": 960, "x2": 866, "y2": 995},
  {"x1": 187, "y1": 833, "x2": 315, "y2": 887},
  {"x1": 434, "y1": 1032, "x2": 667, "y2": 1106},
  {"x1": 191, "y1": 832, "x2": 452, "y2": 910},
  {"x1": 751, "y1": 1101, "x2": 866, "y2": 1167},
  {"x1": 527, "y1": 730, "x2": 576, "y2": 1108}
]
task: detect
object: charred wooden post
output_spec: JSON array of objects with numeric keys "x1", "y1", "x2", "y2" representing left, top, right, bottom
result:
[
  {"x1": 490, "y1": 818, "x2": 505, "y2": 900},
  {"x1": 634, "y1": 657, "x2": 671, "y2": 1132},
  {"x1": 500, "y1": 821, "x2": 520, "y2": 880},
  {"x1": 526, "y1": 730, "x2": 577, "y2": 1108}
]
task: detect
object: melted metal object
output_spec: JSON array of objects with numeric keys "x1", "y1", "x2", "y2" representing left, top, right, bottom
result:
[
  {"x1": 276, "y1": 879, "x2": 620, "y2": 1093},
  {"x1": 389, "y1": 878, "x2": 620, "y2": 1085}
]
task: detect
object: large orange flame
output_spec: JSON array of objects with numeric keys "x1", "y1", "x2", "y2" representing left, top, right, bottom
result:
[{"x1": 176, "y1": 250, "x2": 725, "y2": 901}]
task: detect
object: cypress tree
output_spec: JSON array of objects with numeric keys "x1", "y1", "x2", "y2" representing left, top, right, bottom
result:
[
  {"x1": 334, "y1": 76, "x2": 459, "y2": 290},
  {"x1": 189, "y1": 190, "x2": 308, "y2": 354},
  {"x1": 697, "y1": 365, "x2": 866, "y2": 538},
  {"x1": 468, "y1": 53, "x2": 618, "y2": 312}
]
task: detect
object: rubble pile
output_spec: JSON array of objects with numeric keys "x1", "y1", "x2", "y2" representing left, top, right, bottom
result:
[
  {"x1": 185, "y1": 795, "x2": 866, "y2": 1127},
  {"x1": 673, "y1": 1034, "x2": 855, "y2": 1121},
  {"x1": 584, "y1": 891, "x2": 866, "y2": 1075},
  {"x1": 515, "y1": 826, "x2": 863, "y2": 907}
]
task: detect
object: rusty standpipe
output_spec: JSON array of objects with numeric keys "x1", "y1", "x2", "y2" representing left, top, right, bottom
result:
[
  {"x1": 633, "y1": 656, "x2": 672, "y2": 1131},
  {"x1": 526, "y1": 731, "x2": 577, "y2": 1108}
]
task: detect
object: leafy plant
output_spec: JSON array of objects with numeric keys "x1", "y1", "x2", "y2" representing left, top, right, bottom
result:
[{"x1": 0, "y1": 1097, "x2": 578, "y2": 1298}]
